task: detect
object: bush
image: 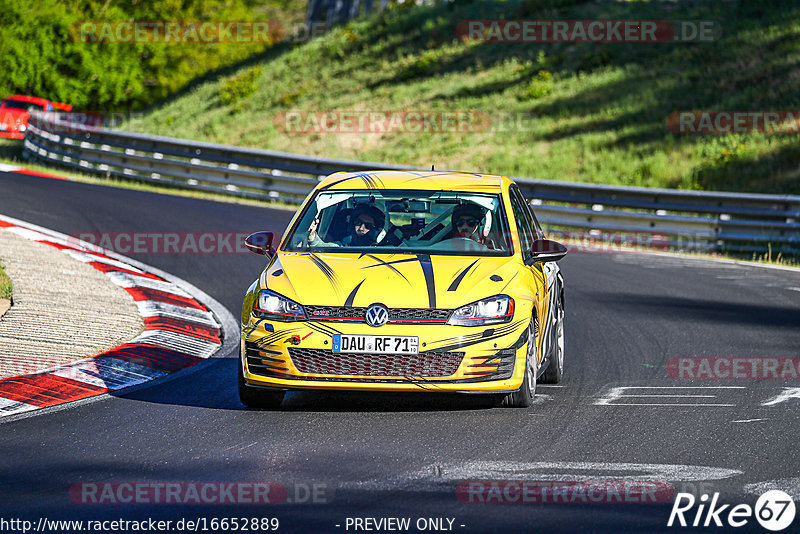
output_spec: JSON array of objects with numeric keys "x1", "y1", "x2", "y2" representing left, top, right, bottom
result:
[
  {"x1": 0, "y1": 0, "x2": 287, "y2": 111},
  {"x1": 521, "y1": 70, "x2": 553, "y2": 100},
  {"x1": 219, "y1": 67, "x2": 262, "y2": 107}
]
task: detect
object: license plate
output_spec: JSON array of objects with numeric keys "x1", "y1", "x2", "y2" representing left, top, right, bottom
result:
[{"x1": 332, "y1": 334, "x2": 419, "y2": 354}]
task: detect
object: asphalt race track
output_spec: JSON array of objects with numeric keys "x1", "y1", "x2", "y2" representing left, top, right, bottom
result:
[{"x1": 1, "y1": 171, "x2": 799, "y2": 533}]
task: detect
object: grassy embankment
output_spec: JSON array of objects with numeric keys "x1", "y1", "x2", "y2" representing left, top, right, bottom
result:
[
  {"x1": 0, "y1": 260, "x2": 11, "y2": 300},
  {"x1": 120, "y1": 0, "x2": 800, "y2": 194}
]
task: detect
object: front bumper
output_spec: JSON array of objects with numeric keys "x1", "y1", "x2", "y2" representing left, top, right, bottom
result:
[{"x1": 241, "y1": 316, "x2": 530, "y2": 393}]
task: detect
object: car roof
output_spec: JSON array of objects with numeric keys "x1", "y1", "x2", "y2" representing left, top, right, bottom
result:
[
  {"x1": 318, "y1": 170, "x2": 513, "y2": 192},
  {"x1": 2, "y1": 95, "x2": 51, "y2": 106}
]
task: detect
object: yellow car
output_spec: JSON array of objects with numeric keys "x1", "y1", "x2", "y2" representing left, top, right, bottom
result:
[{"x1": 239, "y1": 170, "x2": 566, "y2": 408}]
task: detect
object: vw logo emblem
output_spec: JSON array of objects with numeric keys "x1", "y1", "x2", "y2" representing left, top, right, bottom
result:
[{"x1": 365, "y1": 304, "x2": 389, "y2": 327}]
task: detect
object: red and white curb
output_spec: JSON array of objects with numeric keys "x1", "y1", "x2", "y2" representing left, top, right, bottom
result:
[
  {"x1": 0, "y1": 214, "x2": 232, "y2": 418},
  {"x1": 0, "y1": 162, "x2": 67, "y2": 180}
]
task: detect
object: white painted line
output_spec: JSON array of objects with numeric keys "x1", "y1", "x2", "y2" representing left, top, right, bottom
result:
[
  {"x1": 0, "y1": 164, "x2": 22, "y2": 173},
  {"x1": 787, "y1": 287, "x2": 800, "y2": 292},
  {"x1": 622, "y1": 394, "x2": 716, "y2": 398},
  {"x1": 618, "y1": 386, "x2": 747, "y2": 389},
  {"x1": 745, "y1": 478, "x2": 800, "y2": 500},
  {"x1": 731, "y1": 418, "x2": 767, "y2": 423},
  {"x1": 595, "y1": 386, "x2": 743, "y2": 406},
  {"x1": 601, "y1": 403, "x2": 735, "y2": 407},
  {"x1": 762, "y1": 387, "x2": 800, "y2": 406}
]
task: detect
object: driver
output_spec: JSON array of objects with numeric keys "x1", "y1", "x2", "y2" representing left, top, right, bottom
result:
[{"x1": 449, "y1": 203, "x2": 485, "y2": 243}]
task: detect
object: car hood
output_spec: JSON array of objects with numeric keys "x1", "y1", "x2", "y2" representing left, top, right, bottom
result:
[{"x1": 263, "y1": 252, "x2": 521, "y2": 309}]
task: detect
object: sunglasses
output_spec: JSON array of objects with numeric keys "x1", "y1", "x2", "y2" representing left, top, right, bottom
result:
[
  {"x1": 456, "y1": 217, "x2": 480, "y2": 227},
  {"x1": 354, "y1": 218, "x2": 376, "y2": 230}
]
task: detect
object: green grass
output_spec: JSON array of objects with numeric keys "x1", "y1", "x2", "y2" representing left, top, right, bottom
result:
[
  {"x1": 0, "y1": 260, "x2": 11, "y2": 300},
  {"x1": 120, "y1": 0, "x2": 800, "y2": 194}
]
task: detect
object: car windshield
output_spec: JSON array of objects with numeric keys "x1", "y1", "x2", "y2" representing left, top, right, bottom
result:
[
  {"x1": 285, "y1": 189, "x2": 513, "y2": 256},
  {"x1": 0, "y1": 100, "x2": 43, "y2": 111}
]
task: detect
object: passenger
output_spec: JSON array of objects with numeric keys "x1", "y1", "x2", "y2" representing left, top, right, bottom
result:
[
  {"x1": 307, "y1": 204, "x2": 386, "y2": 247},
  {"x1": 342, "y1": 204, "x2": 385, "y2": 246}
]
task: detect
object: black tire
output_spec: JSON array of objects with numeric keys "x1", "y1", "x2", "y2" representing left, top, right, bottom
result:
[
  {"x1": 238, "y1": 357, "x2": 285, "y2": 409},
  {"x1": 502, "y1": 319, "x2": 537, "y2": 408},
  {"x1": 541, "y1": 299, "x2": 564, "y2": 384}
]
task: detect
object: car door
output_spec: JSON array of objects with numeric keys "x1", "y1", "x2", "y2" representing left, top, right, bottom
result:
[{"x1": 508, "y1": 186, "x2": 548, "y2": 368}]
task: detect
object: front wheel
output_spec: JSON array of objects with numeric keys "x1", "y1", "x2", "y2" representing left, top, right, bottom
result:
[
  {"x1": 238, "y1": 356, "x2": 285, "y2": 409},
  {"x1": 502, "y1": 319, "x2": 537, "y2": 408}
]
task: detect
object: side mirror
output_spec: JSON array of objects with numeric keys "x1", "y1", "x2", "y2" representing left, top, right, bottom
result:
[
  {"x1": 526, "y1": 238, "x2": 567, "y2": 264},
  {"x1": 245, "y1": 231, "x2": 275, "y2": 256}
]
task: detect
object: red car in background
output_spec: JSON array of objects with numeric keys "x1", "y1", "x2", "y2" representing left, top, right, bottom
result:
[{"x1": 0, "y1": 95, "x2": 72, "y2": 139}]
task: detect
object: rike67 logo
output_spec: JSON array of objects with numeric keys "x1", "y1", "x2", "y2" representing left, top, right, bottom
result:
[{"x1": 668, "y1": 491, "x2": 795, "y2": 531}]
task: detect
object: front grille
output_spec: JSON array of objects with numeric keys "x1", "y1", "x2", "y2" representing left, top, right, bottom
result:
[
  {"x1": 287, "y1": 347, "x2": 464, "y2": 377},
  {"x1": 304, "y1": 306, "x2": 451, "y2": 324}
]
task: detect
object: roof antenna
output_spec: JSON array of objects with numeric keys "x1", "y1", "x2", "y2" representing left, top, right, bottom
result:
[{"x1": 431, "y1": 164, "x2": 435, "y2": 171}]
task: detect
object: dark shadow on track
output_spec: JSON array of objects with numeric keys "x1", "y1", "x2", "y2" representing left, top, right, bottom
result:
[
  {"x1": 585, "y1": 293, "x2": 800, "y2": 328},
  {"x1": 110, "y1": 358, "x2": 500, "y2": 413}
]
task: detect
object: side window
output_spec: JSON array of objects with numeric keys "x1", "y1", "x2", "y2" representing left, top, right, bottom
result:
[
  {"x1": 509, "y1": 190, "x2": 534, "y2": 255},
  {"x1": 511, "y1": 186, "x2": 543, "y2": 239}
]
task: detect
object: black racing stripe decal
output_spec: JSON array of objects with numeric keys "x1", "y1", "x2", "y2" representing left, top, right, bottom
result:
[
  {"x1": 362, "y1": 255, "x2": 414, "y2": 282},
  {"x1": 416, "y1": 254, "x2": 436, "y2": 309},
  {"x1": 363, "y1": 256, "x2": 418, "y2": 267},
  {"x1": 256, "y1": 328, "x2": 303, "y2": 347},
  {"x1": 344, "y1": 280, "x2": 365, "y2": 307},
  {"x1": 404, "y1": 172, "x2": 485, "y2": 182},
  {"x1": 500, "y1": 272, "x2": 519, "y2": 293},
  {"x1": 358, "y1": 173, "x2": 375, "y2": 189},
  {"x1": 447, "y1": 260, "x2": 479, "y2": 292},
  {"x1": 307, "y1": 321, "x2": 342, "y2": 337},
  {"x1": 308, "y1": 253, "x2": 339, "y2": 289},
  {"x1": 426, "y1": 320, "x2": 524, "y2": 352},
  {"x1": 320, "y1": 174, "x2": 360, "y2": 190}
]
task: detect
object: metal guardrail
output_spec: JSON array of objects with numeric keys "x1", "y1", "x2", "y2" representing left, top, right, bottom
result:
[{"x1": 22, "y1": 111, "x2": 800, "y2": 254}]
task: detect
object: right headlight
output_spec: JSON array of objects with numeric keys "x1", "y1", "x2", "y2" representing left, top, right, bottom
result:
[
  {"x1": 253, "y1": 289, "x2": 306, "y2": 322},
  {"x1": 447, "y1": 295, "x2": 515, "y2": 327}
]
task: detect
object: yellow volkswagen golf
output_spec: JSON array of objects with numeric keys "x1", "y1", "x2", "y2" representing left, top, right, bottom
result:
[{"x1": 239, "y1": 170, "x2": 566, "y2": 408}]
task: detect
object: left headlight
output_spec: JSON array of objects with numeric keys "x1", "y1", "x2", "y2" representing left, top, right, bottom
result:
[
  {"x1": 447, "y1": 295, "x2": 515, "y2": 327},
  {"x1": 253, "y1": 289, "x2": 306, "y2": 321}
]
